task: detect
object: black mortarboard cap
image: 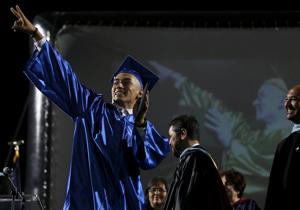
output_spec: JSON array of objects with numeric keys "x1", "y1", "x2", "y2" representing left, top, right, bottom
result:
[{"x1": 111, "y1": 55, "x2": 159, "y2": 91}]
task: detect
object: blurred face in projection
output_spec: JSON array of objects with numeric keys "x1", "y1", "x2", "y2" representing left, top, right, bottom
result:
[
  {"x1": 253, "y1": 84, "x2": 285, "y2": 123},
  {"x1": 111, "y1": 73, "x2": 143, "y2": 109},
  {"x1": 284, "y1": 85, "x2": 300, "y2": 123}
]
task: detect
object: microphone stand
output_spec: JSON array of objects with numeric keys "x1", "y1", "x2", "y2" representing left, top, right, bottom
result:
[
  {"x1": 3, "y1": 140, "x2": 24, "y2": 210},
  {"x1": 3, "y1": 94, "x2": 45, "y2": 210},
  {"x1": 2, "y1": 166, "x2": 23, "y2": 210},
  {"x1": 2, "y1": 95, "x2": 25, "y2": 210},
  {"x1": 2, "y1": 93, "x2": 29, "y2": 204},
  {"x1": 3, "y1": 142, "x2": 45, "y2": 210}
]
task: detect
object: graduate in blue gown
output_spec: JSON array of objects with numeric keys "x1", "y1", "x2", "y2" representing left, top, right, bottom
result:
[{"x1": 11, "y1": 5, "x2": 170, "y2": 210}]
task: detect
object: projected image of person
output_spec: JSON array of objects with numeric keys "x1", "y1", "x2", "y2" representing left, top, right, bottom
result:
[
  {"x1": 149, "y1": 61, "x2": 292, "y2": 206},
  {"x1": 11, "y1": 5, "x2": 170, "y2": 210}
]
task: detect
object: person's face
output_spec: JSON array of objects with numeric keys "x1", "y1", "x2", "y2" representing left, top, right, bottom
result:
[
  {"x1": 284, "y1": 87, "x2": 300, "y2": 123},
  {"x1": 168, "y1": 126, "x2": 186, "y2": 158},
  {"x1": 221, "y1": 175, "x2": 226, "y2": 185},
  {"x1": 148, "y1": 182, "x2": 167, "y2": 209},
  {"x1": 111, "y1": 73, "x2": 143, "y2": 109},
  {"x1": 221, "y1": 175, "x2": 235, "y2": 205},
  {"x1": 253, "y1": 84, "x2": 284, "y2": 122}
]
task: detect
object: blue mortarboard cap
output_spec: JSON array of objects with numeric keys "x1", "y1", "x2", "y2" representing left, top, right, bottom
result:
[{"x1": 111, "y1": 55, "x2": 159, "y2": 91}]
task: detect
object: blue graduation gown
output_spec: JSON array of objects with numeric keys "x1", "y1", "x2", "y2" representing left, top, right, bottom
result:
[{"x1": 23, "y1": 41, "x2": 170, "y2": 210}]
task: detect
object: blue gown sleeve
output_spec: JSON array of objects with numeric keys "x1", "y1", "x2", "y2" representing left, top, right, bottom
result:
[
  {"x1": 23, "y1": 41, "x2": 100, "y2": 120},
  {"x1": 129, "y1": 120, "x2": 170, "y2": 170}
]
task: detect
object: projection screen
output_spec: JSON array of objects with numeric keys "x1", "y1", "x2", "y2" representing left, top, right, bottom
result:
[{"x1": 26, "y1": 12, "x2": 300, "y2": 210}]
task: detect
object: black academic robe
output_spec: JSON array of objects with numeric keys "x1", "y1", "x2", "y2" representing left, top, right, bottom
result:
[
  {"x1": 264, "y1": 131, "x2": 300, "y2": 210},
  {"x1": 164, "y1": 145, "x2": 232, "y2": 210}
]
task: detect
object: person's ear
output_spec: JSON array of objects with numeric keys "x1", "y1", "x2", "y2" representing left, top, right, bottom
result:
[
  {"x1": 138, "y1": 89, "x2": 143, "y2": 98},
  {"x1": 180, "y1": 128, "x2": 187, "y2": 140}
]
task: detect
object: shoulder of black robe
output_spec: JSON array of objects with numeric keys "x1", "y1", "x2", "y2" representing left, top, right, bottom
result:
[
  {"x1": 264, "y1": 131, "x2": 300, "y2": 210},
  {"x1": 165, "y1": 145, "x2": 231, "y2": 210}
]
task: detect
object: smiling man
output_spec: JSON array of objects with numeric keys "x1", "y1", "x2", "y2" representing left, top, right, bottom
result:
[
  {"x1": 264, "y1": 84, "x2": 300, "y2": 210},
  {"x1": 11, "y1": 5, "x2": 170, "y2": 210}
]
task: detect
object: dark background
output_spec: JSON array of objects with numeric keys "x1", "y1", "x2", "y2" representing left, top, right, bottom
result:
[{"x1": 1, "y1": 0, "x2": 299, "y2": 194}]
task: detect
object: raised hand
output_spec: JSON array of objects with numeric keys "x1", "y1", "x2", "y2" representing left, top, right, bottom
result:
[
  {"x1": 204, "y1": 107, "x2": 234, "y2": 148},
  {"x1": 133, "y1": 90, "x2": 149, "y2": 127},
  {"x1": 10, "y1": 5, "x2": 43, "y2": 40},
  {"x1": 11, "y1": 5, "x2": 35, "y2": 33},
  {"x1": 148, "y1": 61, "x2": 186, "y2": 88}
]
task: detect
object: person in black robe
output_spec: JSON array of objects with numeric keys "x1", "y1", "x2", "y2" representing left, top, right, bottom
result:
[
  {"x1": 164, "y1": 114, "x2": 232, "y2": 210},
  {"x1": 264, "y1": 84, "x2": 300, "y2": 210}
]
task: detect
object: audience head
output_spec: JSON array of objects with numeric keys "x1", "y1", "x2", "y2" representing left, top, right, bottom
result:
[
  {"x1": 219, "y1": 169, "x2": 246, "y2": 204},
  {"x1": 145, "y1": 177, "x2": 168, "y2": 210}
]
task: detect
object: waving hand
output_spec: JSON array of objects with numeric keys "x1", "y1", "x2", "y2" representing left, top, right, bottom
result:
[{"x1": 10, "y1": 5, "x2": 43, "y2": 40}]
